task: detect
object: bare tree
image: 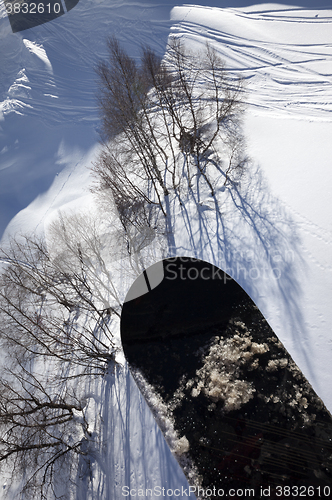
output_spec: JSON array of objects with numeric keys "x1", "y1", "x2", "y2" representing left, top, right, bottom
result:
[
  {"x1": 0, "y1": 233, "x2": 118, "y2": 374},
  {"x1": 0, "y1": 213, "x2": 122, "y2": 498},
  {"x1": 94, "y1": 36, "x2": 247, "y2": 223},
  {"x1": 0, "y1": 197, "x2": 168, "y2": 498},
  {"x1": 95, "y1": 36, "x2": 169, "y2": 209},
  {"x1": 0, "y1": 353, "x2": 86, "y2": 500},
  {"x1": 145, "y1": 39, "x2": 247, "y2": 192}
]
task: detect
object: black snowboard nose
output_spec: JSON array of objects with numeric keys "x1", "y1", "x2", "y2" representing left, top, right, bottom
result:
[
  {"x1": 4, "y1": 0, "x2": 80, "y2": 33},
  {"x1": 121, "y1": 257, "x2": 332, "y2": 493}
]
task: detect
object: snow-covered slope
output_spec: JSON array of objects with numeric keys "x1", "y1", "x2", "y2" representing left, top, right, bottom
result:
[{"x1": 1, "y1": 1, "x2": 332, "y2": 498}]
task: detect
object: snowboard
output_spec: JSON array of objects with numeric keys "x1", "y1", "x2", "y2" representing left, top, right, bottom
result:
[{"x1": 121, "y1": 257, "x2": 332, "y2": 496}]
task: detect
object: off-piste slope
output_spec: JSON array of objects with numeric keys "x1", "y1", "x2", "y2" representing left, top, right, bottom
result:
[{"x1": 0, "y1": 2, "x2": 332, "y2": 498}]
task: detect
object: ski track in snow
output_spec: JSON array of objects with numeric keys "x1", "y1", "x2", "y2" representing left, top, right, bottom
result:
[
  {"x1": 171, "y1": 5, "x2": 332, "y2": 120},
  {"x1": 1, "y1": 2, "x2": 332, "y2": 498}
]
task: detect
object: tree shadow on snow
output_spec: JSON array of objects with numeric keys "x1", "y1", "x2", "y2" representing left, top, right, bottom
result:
[
  {"x1": 169, "y1": 161, "x2": 315, "y2": 385},
  {"x1": 75, "y1": 364, "x2": 195, "y2": 500}
]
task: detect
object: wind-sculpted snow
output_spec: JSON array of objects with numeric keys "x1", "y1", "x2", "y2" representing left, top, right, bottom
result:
[
  {"x1": 0, "y1": 1, "x2": 175, "y2": 126},
  {"x1": 0, "y1": 0, "x2": 176, "y2": 237}
]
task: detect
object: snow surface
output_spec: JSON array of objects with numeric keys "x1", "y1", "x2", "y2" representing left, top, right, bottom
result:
[{"x1": 1, "y1": 0, "x2": 332, "y2": 498}]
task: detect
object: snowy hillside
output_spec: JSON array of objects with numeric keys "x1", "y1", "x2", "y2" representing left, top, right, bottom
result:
[{"x1": 1, "y1": 0, "x2": 332, "y2": 498}]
